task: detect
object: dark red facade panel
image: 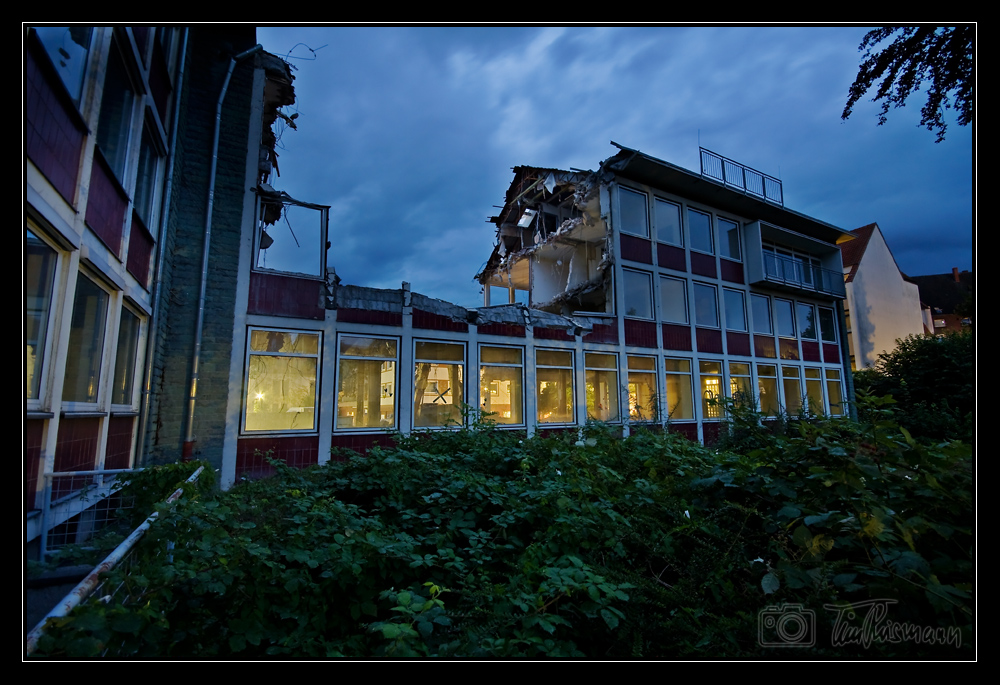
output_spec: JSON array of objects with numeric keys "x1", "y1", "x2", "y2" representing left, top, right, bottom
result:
[
  {"x1": 126, "y1": 212, "x2": 154, "y2": 288},
  {"x1": 413, "y1": 308, "x2": 469, "y2": 333},
  {"x1": 822, "y1": 342, "x2": 841, "y2": 364},
  {"x1": 702, "y1": 422, "x2": 722, "y2": 446},
  {"x1": 669, "y1": 422, "x2": 698, "y2": 442},
  {"x1": 235, "y1": 435, "x2": 319, "y2": 479},
  {"x1": 330, "y1": 432, "x2": 396, "y2": 458},
  {"x1": 104, "y1": 415, "x2": 135, "y2": 470},
  {"x1": 583, "y1": 323, "x2": 618, "y2": 344},
  {"x1": 85, "y1": 154, "x2": 129, "y2": 255},
  {"x1": 662, "y1": 323, "x2": 692, "y2": 351},
  {"x1": 696, "y1": 327, "x2": 723, "y2": 354},
  {"x1": 25, "y1": 419, "x2": 44, "y2": 512},
  {"x1": 657, "y1": 243, "x2": 687, "y2": 271},
  {"x1": 779, "y1": 339, "x2": 800, "y2": 361},
  {"x1": 336, "y1": 307, "x2": 403, "y2": 327},
  {"x1": 690, "y1": 252, "x2": 717, "y2": 278},
  {"x1": 754, "y1": 335, "x2": 777, "y2": 358},
  {"x1": 619, "y1": 234, "x2": 653, "y2": 264},
  {"x1": 53, "y1": 416, "x2": 101, "y2": 499},
  {"x1": 801, "y1": 340, "x2": 822, "y2": 362},
  {"x1": 726, "y1": 331, "x2": 752, "y2": 357},
  {"x1": 720, "y1": 259, "x2": 745, "y2": 284},
  {"x1": 624, "y1": 319, "x2": 658, "y2": 348},
  {"x1": 248, "y1": 271, "x2": 326, "y2": 320},
  {"x1": 534, "y1": 326, "x2": 574, "y2": 342},
  {"x1": 478, "y1": 322, "x2": 526, "y2": 337}
]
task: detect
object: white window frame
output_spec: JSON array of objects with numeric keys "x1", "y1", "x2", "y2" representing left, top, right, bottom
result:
[
  {"x1": 478, "y1": 344, "x2": 525, "y2": 427},
  {"x1": 688, "y1": 207, "x2": 714, "y2": 255},
  {"x1": 718, "y1": 217, "x2": 741, "y2": 262},
  {"x1": 334, "y1": 334, "x2": 399, "y2": 432},
  {"x1": 693, "y1": 282, "x2": 720, "y2": 329},
  {"x1": 109, "y1": 302, "x2": 146, "y2": 411},
  {"x1": 617, "y1": 186, "x2": 649, "y2": 239},
  {"x1": 654, "y1": 197, "x2": 683, "y2": 247},
  {"x1": 660, "y1": 276, "x2": 689, "y2": 324},
  {"x1": 26, "y1": 222, "x2": 63, "y2": 410},
  {"x1": 61, "y1": 269, "x2": 114, "y2": 411},
  {"x1": 413, "y1": 339, "x2": 466, "y2": 430},
  {"x1": 622, "y1": 268, "x2": 654, "y2": 320},
  {"x1": 585, "y1": 352, "x2": 621, "y2": 423},
  {"x1": 243, "y1": 327, "x2": 322, "y2": 434},
  {"x1": 536, "y1": 348, "x2": 575, "y2": 425}
]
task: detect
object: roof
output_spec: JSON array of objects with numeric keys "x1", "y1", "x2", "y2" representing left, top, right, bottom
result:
[
  {"x1": 908, "y1": 271, "x2": 975, "y2": 315},
  {"x1": 840, "y1": 223, "x2": 877, "y2": 283},
  {"x1": 600, "y1": 143, "x2": 856, "y2": 247}
]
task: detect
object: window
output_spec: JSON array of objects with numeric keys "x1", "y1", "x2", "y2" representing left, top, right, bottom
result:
[
  {"x1": 336, "y1": 336, "x2": 397, "y2": 429},
  {"x1": 33, "y1": 26, "x2": 93, "y2": 104},
  {"x1": 622, "y1": 269, "x2": 653, "y2": 319},
  {"x1": 660, "y1": 276, "x2": 688, "y2": 324},
  {"x1": 95, "y1": 43, "x2": 136, "y2": 181},
  {"x1": 414, "y1": 341, "x2": 464, "y2": 428},
  {"x1": 723, "y1": 289, "x2": 747, "y2": 332},
  {"x1": 655, "y1": 198, "x2": 682, "y2": 246},
  {"x1": 757, "y1": 364, "x2": 779, "y2": 415},
  {"x1": 826, "y1": 369, "x2": 845, "y2": 416},
  {"x1": 797, "y1": 303, "x2": 817, "y2": 340},
  {"x1": 818, "y1": 307, "x2": 837, "y2": 343},
  {"x1": 255, "y1": 199, "x2": 329, "y2": 278},
  {"x1": 63, "y1": 273, "x2": 110, "y2": 404},
  {"x1": 664, "y1": 358, "x2": 694, "y2": 420},
  {"x1": 751, "y1": 294, "x2": 773, "y2": 335},
  {"x1": 585, "y1": 353, "x2": 620, "y2": 422},
  {"x1": 775, "y1": 299, "x2": 795, "y2": 338},
  {"x1": 111, "y1": 306, "x2": 142, "y2": 406},
  {"x1": 536, "y1": 349, "x2": 574, "y2": 424},
  {"x1": 688, "y1": 208, "x2": 713, "y2": 254},
  {"x1": 627, "y1": 356, "x2": 657, "y2": 422},
  {"x1": 693, "y1": 283, "x2": 719, "y2": 328},
  {"x1": 729, "y1": 362, "x2": 753, "y2": 408},
  {"x1": 618, "y1": 187, "x2": 648, "y2": 238},
  {"x1": 781, "y1": 366, "x2": 803, "y2": 415},
  {"x1": 719, "y1": 218, "x2": 741, "y2": 261},
  {"x1": 700, "y1": 361, "x2": 723, "y2": 419},
  {"x1": 245, "y1": 329, "x2": 320, "y2": 432},
  {"x1": 805, "y1": 368, "x2": 824, "y2": 414},
  {"x1": 132, "y1": 122, "x2": 162, "y2": 228},
  {"x1": 26, "y1": 227, "x2": 58, "y2": 401},
  {"x1": 479, "y1": 346, "x2": 523, "y2": 425}
]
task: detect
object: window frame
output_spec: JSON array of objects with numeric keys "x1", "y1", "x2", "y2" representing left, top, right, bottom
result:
[
  {"x1": 413, "y1": 340, "x2": 466, "y2": 430},
  {"x1": 718, "y1": 217, "x2": 741, "y2": 262},
  {"x1": 585, "y1": 352, "x2": 621, "y2": 423},
  {"x1": 627, "y1": 355, "x2": 658, "y2": 423},
  {"x1": 693, "y1": 282, "x2": 720, "y2": 329},
  {"x1": 751, "y1": 294, "x2": 773, "y2": 335},
  {"x1": 688, "y1": 207, "x2": 714, "y2": 255},
  {"x1": 478, "y1": 344, "x2": 525, "y2": 427},
  {"x1": 61, "y1": 269, "x2": 113, "y2": 410},
  {"x1": 26, "y1": 222, "x2": 62, "y2": 409},
  {"x1": 654, "y1": 197, "x2": 683, "y2": 247},
  {"x1": 622, "y1": 268, "x2": 654, "y2": 320},
  {"x1": 243, "y1": 327, "x2": 322, "y2": 434},
  {"x1": 535, "y1": 348, "x2": 575, "y2": 425},
  {"x1": 660, "y1": 275, "x2": 689, "y2": 324},
  {"x1": 664, "y1": 357, "x2": 695, "y2": 422},
  {"x1": 617, "y1": 186, "x2": 649, "y2": 239},
  {"x1": 335, "y1": 334, "x2": 399, "y2": 432},
  {"x1": 723, "y1": 288, "x2": 748, "y2": 332},
  {"x1": 110, "y1": 302, "x2": 145, "y2": 410}
]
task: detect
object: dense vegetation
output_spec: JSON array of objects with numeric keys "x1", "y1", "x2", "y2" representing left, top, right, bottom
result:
[{"x1": 32, "y1": 386, "x2": 973, "y2": 658}]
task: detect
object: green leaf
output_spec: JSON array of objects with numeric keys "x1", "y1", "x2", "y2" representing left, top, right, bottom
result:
[{"x1": 761, "y1": 572, "x2": 780, "y2": 595}]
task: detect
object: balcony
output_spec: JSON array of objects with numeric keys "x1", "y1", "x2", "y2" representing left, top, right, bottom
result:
[{"x1": 762, "y1": 251, "x2": 846, "y2": 298}]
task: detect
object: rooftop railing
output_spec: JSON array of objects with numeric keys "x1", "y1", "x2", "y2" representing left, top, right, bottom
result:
[
  {"x1": 700, "y1": 148, "x2": 783, "y2": 206},
  {"x1": 762, "y1": 251, "x2": 846, "y2": 298}
]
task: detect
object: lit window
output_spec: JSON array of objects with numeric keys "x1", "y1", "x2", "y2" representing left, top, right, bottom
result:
[
  {"x1": 26, "y1": 227, "x2": 58, "y2": 401},
  {"x1": 660, "y1": 276, "x2": 688, "y2": 324},
  {"x1": 757, "y1": 364, "x2": 779, "y2": 415},
  {"x1": 479, "y1": 346, "x2": 523, "y2": 425},
  {"x1": 729, "y1": 362, "x2": 753, "y2": 409},
  {"x1": 627, "y1": 356, "x2": 657, "y2": 422},
  {"x1": 585, "y1": 353, "x2": 620, "y2": 422},
  {"x1": 805, "y1": 368, "x2": 824, "y2": 414},
  {"x1": 622, "y1": 269, "x2": 653, "y2": 319},
  {"x1": 414, "y1": 341, "x2": 464, "y2": 428},
  {"x1": 664, "y1": 358, "x2": 694, "y2": 420},
  {"x1": 63, "y1": 273, "x2": 110, "y2": 404},
  {"x1": 245, "y1": 329, "x2": 320, "y2": 432},
  {"x1": 655, "y1": 198, "x2": 682, "y2": 246},
  {"x1": 781, "y1": 366, "x2": 803, "y2": 415},
  {"x1": 111, "y1": 307, "x2": 142, "y2": 406},
  {"x1": 688, "y1": 209, "x2": 713, "y2": 254},
  {"x1": 618, "y1": 187, "x2": 649, "y2": 238},
  {"x1": 536, "y1": 349, "x2": 574, "y2": 424},
  {"x1": 700, "y1": 361, "x2": 723, "y2": 419},
  {"x1": 826, "y1": 369, "x2": 845, "y2": 415},
  {"x1": 337, "y1": 336, "x2": 397, "y2": 429}
]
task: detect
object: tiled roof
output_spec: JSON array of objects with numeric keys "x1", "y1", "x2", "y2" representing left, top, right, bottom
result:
[{"x1": 840, "y1": 223, "x2": 876, "y2": 283}]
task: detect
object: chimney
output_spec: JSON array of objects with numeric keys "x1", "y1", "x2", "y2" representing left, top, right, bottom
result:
[{"x1": 953, "y1": 267, "x2": 960, "y2": 282}]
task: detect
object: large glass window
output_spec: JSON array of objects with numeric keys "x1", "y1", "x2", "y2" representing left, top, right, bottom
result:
[
  {"x1": 337, "y1": 336, "x2": 397, "y2": 429},
  {"x1": 26, "y1": 227, "x2": 57, "y2": 401},
  {"x1": 757, "y1": 364, "x2": 779, "y2": 415},
  {"x1": 688, "y1": 209, "x2": 713, "y2": 254},
  {"x1": 751, "y1": 294, "x2": 773, "y2": 335},
  {"x1": 63, "y1": 273, "x2": 110, "y2": 404},
  {"x1": 33, "y1": 27, "x2": 93, "y2": 104},
  {"x1": 700, "y1": 361, "x2": 724, "y2": 419},
  {"x1": 245, "y1": 329, "x2": 320, "y2": 432},
  {"x1": 723, "y1": 289, "x2": 747, "y2": 332},
  {"x1": 133, "y1": 123, "x2": 162, "y2": 228},
  {"x1": 797, "y1": 303, "x2": 817, "y2": 340},
  {"x1": 479, "y1": 346, "x2": 523, "y2": 425},
  {"x1": 622, "y1": 269, "x2": 653, "y2": 319},
  {"x1": 660, "y1": 276, "x2": 688, "y2": 324},
  {"x1": 782, "y1": 366, "x2": 803, "y2": 415},
  {"x1": 805, "y1": 368, "x2": 824, "y2": 415},
  {"x1": 775, "y1": 299, "x2": 795, "y2": 338},
  {"x1": 729, "y1": 362, "x2": 753, "y2": 409},
  {"x1": 627, "y1": 356, "x2": 657, "y2": 422},
  {"x1": 414, "y1": 342, "x2": 465, "y2": 428},
  {"x1": 585, "y1": 353, "x2": 620, "y2": 422},
  {"x1": 111, "y1": 307, "x2": 141, "y2": 406},
  {"x1": 95, "y1": 44, "x2": 135, "y2": 180},
  {"x1": 654, "y1": 198, "x2": 682, "y2": 246},
  {"x1": 664, "y1": 358, "x2": 694, "y2": 421},
  {"x1": 826, "y1": 369, "x2": 845, "y2": 416},
  {"x1": 719, "y1": 218, "x2": 741, "y2": 261},
  {"x1": 818, "y1": 307, "x2": 837, "y2": 343},
  {"x1": 618, "y1": 187, "x2": 649, "y2": 238},
  {"x1": 536, "y1": 349, "x2": 574, "y2": 424},
  {"x1": 693, "y1": 283, "x2": 719, "y2": 328},
  {"x1": 255, "y1": 201, "x2": 327, "y2": 278}
]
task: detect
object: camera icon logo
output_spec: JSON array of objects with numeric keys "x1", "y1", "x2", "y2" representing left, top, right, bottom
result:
[{"x1": 758, "y1": 603, "x2": 816, "y2": 647}]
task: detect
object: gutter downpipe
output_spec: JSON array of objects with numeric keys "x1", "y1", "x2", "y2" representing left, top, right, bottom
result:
[
  {"x1": 182, "y1": 43, "x2": 263, "y2": 461},
  {"x1": 135, "y1": 28, "x2": 189, "y2": 467}
]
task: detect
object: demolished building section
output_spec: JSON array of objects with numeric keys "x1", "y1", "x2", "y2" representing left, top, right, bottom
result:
[{"x1": 477, "y1": 166, "x2": 613, "y2": 316}]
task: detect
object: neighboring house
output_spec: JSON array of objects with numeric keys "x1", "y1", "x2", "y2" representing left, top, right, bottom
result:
[
  {"x1": 908, "y1": 268, "x2": 975, "y2": 335},
  {"x1": 839, "y1": 223, "x2": 926, "y2": 370},
  {"x1": 24, "y1": 26, "x2": 314, "y2": 544}
]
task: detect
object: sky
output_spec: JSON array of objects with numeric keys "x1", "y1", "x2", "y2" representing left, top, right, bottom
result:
[{"x1": 255, "y1": 26, "x2": 974, "y2": 309}]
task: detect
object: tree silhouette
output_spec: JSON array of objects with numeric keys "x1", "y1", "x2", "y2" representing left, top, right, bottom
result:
[{"x1": 842, "y1": 26, "x2": 973, "y2": 142}]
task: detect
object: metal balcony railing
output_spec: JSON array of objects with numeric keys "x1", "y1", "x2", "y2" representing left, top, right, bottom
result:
[
  {"x1": 762, "y1": 252, "x2": 845, "y2": 298},
  {"x1": 700, "y1": 148, "x2": 783, "y2": 206}
]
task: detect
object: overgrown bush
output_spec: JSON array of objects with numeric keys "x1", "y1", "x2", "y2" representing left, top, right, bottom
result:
[
  {"x1": 853, "y1": 330, "x2": 974, "y2": 443},
  {"x1": 32, "y1": 409, "x2": 972, "y2": 658}
]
